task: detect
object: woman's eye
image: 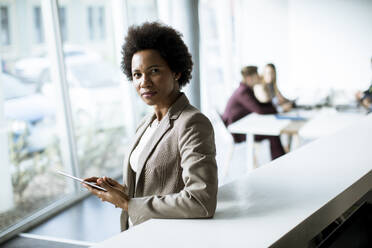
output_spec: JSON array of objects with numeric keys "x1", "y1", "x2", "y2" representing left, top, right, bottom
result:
[
  {"x1": 133, "y1": 73, "x2": 141, "y2": 78},
  {"x1": 151, "y1": 68, "x2": 159, "y2": 73}
]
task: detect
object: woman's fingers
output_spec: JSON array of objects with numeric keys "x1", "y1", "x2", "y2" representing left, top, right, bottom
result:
[
  {"x1": 97, "y1": 178, "x2": 113, "y2": 191},
  {"x1": 82, "y1": 182, "x2": 98, "y2": 194},
  {"x1": 105, "y1": 177, "x2": 115, "y2": 184},
  {"x1": 82, "y1": 182, "x2": 106, "y2": 200},
  {"x1": 84, "y1": 176, "x2": 117, "y2": 192},
  {"x1": 84, "y1": 177, "x2": 99, "y2": 183},
  {"x1": 103, "y1": 177, "x2": 122, "y2": 190},
  {"x1": 103, "y1": 177, "x2": 127, "y2": 192},
  {"x1": 82, "y1": 180, "x2": 129, "y2": 210},
  {"x1": 104, "y1": 177, "x2": 119, "y2": 186}
]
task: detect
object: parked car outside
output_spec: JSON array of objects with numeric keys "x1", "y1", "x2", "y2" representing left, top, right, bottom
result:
[
  {"x1": 14, "y1": 44, "x2": 101, "y2": 87},
  {"x1": 2, "y1": 73, "x2": 56, "y2": 154}
]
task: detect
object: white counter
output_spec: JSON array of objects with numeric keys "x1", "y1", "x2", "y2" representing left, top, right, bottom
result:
[{"x1": 92, "y1": 114, "x2": 372, "y2": 248}]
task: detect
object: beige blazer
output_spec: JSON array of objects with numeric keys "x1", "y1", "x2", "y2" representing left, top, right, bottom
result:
[{"x1": 120, "y1": 93, "x2": 218, "y2": 231}]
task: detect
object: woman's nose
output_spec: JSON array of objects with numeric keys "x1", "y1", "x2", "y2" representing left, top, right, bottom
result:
[{"x1": 140, "y1": 73, "x2": 152, "y2": 87}]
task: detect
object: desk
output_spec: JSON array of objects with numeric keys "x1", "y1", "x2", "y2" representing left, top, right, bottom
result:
[
  {"x1": 91, "y1": 115, "x2": 372, "y2": 248},
  {"x1": 227, "y1": 113, "x2": 293, "y2": 170},
  {"x1": 227, "y1": 109, "x2": 367, "y2": 170},
  {"x1": 299, "y1": 110, "x2": 367, "y2": 139}
]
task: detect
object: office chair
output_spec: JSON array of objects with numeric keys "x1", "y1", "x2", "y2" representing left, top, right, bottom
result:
[{"x1": 207, "y1": 109, "x2": 235, "y2": 186}]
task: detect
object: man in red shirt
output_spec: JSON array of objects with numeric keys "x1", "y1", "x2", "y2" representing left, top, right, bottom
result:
[{"x1": 222, "y1": 66, "x2": 285, "y2": 160}]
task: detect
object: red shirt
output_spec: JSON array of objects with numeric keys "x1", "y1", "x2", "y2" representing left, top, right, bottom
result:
[{"x1": 222, "y1": 83, "x2": 277, "y2": 142}]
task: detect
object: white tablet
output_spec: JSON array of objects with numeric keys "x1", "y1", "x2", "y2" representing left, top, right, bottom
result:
[{"x1": 56, "y1": 170, "x2": 107, "y2": 192}]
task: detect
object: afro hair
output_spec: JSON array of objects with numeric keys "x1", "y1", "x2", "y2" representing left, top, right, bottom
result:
[{"x1": 121, "y1": 22, "x2": 193, "y2": 88}]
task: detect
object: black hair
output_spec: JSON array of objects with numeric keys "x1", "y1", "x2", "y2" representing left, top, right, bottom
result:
[{"x1": 121, "y1": 22, "x2": 193, "y2": 88}]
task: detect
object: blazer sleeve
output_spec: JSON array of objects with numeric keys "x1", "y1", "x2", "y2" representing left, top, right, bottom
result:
[{"x1": 127, "y1": 113, "x2": 218, "y2": 225}]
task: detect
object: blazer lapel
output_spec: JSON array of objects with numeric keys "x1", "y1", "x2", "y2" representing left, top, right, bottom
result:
[
  {"x1": 135, "y1": 116, "x2": 172, "y2": 188},
  {"x1": 123, "y1": 114, "x2": 154, "y2": 196},
  {"x1": 131, "y1": 93, "x2": 190, "y2": 193}
]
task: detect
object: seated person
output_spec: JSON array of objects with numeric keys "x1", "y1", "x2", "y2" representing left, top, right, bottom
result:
[
  {"x1": 355, "y1": 57, "x2": 372, "y2": 111},
  {"x1": 253, "y1": 63, "x2": 293, "y2": 112},
  {"x1": 222, "y1": 66, "x2": 285, "y2": 160}
]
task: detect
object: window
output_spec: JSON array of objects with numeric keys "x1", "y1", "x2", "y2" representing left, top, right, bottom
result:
[
  {"x1": 0, "y1": 0, "x2": 157, "y2": 242},
  {"x1": 125, "y1": 0, "x2": 158, "y2": 120},
  {"x1": 0, "y1": 1, "x2": 72, "y2": 238},
  {"x1": 0, "y1": 6, "x2": 10, "y2": 45},
  {"x1": 58, "y1": 7, "x2": 67, "y2": 41},
  {"x1": 33, "y1": 6, "x2": 44, "y2": 43},
  {"x1": 98, "y1": 6, "x2": 105, "y2": 39},
  {"x1": 87, "y1": 6, "x2": 106, "y2": 41},
  {"x1": 62, "y1": 0, "x2": 130, "y2": 178},
  {"x1": 199, "y1": 0, "x2": 226, "y2": 112},
  {"x1": 126, "y1": 0, "x2": 158, "y2": 26},
  {"x1": 87, "y1": 6, "x2": 94, "y2": 40}
]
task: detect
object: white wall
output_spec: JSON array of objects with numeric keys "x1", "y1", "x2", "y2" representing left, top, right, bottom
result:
[
  {"x1": 234, "y1": 0, "x2": 290, "y2": 88},
  {"x1": 234, "y1": 0, "x2": 372, "y2": 98},
  {"x1": 289, "y1": 0, "x2": 372, "y2": 92}
]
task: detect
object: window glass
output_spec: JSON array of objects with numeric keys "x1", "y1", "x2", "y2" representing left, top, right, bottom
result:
[
  {"x1": 0, "y1": 6, "x2": 10, "y2": 45},
  {"x1": 98, "y1": 6, "x2": 105, "y2": 39},
  {"x1": 58, "y1": 7, "x2": 67, "y2": 41},
  {"x1": 126, "y1": 0, "x2": 158, "y2": 26},
  {"x1": 0, "y1": 0, "x2": 72, "y2": 235},
  {"x1": 199, "y1": 0, "x2": 226, "y2": 112},
  {"x1": 126, "y1": 0, "x2": 158, "y2": 120},
  {"x1": 0, "y1": 0, "x2": 159, "y2": 239},
  {"x1": 56, "y1": 0, "x2": 132, "y2": 178},
  {"x1": 87, "y1": 6, "x2": 94, "y2": 40},
  {"x1": 87, "y1": 5, "x2": 106, "y2": 41},
  {"x1": 33, "y1": 6, "x2": 44, "y2": 43}
]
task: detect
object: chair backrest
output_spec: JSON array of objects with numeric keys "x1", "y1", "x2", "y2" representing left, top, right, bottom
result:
[{"x1": 207, "y1": 109, "x2": 234, "y2": 186}]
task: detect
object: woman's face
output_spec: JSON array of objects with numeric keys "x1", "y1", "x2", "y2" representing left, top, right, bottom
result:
[
  {"x1": 263, "y1": 66, "x2": 274, "y2": 83},
  {"x1": 131, "y1": 49, "x2": 180, "y2": 107}
]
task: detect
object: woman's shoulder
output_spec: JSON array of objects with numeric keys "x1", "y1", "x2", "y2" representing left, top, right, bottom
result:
[
  {"x1": 175, "y1": 105, "x2": 216, "y2": 152},
  {"x1": 176, "y1": 105, "x2": 213, "y2": 131},
  {"x1": 168, "y1": 93, "x2": 212, "y2": 130}
]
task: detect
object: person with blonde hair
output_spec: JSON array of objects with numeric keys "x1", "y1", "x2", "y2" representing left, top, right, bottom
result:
[
  {"x1": 222, "y1": 65, "x2": 285, "y2": 160},
  {"x1": 254, "y1": 63, "x2": 293, "y2": 112}
]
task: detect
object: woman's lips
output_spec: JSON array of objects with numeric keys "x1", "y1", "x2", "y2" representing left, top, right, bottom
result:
[{"x1": 141, "y1": 91, "x2": 157, "y2": 98}]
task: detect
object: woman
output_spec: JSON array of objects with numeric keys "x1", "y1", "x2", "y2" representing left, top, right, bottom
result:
[
  {"x1": 82, "y1": 22, "x2": 218, "y2": 231},
  {"x1": 255, "y1": 63, "x2": 293, "y2": 112}
]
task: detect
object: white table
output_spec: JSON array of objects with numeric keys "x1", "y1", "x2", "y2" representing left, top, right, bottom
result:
[
  {"x1": 227, "y1": 113, "x2": 292, "y2": 170},
  {"x1": 227, "y1": 109, "x2": 367, "y2": 170},
  {"x1": 299, "y1": 109, "x2": 367, "y2": 139},
  {"x1": 91, "y1": 114, "x2": 372, "y2": 248}
]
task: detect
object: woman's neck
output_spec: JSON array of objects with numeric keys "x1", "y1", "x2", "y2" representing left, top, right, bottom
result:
[{"x1": 153, "y1": 91, "x2": 181, "y2": 121}]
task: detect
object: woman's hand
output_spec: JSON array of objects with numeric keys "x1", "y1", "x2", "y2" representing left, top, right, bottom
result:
[
  {"x1": 361, "y1": 98, "x2": 372, "y2": 109},
  {"x1": 82, "y1": 177, "x2": 129, "y2": 211},
  {"x1": 281, "y1": 101, "x2": 293, "y2": 112},
  {"x1": 355, "y1": 91, "x2": 363, "y2": 101}
]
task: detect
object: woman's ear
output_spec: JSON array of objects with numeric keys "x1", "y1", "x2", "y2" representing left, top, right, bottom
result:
[{"x1": 174, "y1": 72, "x2": 181, "y2": 81}]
